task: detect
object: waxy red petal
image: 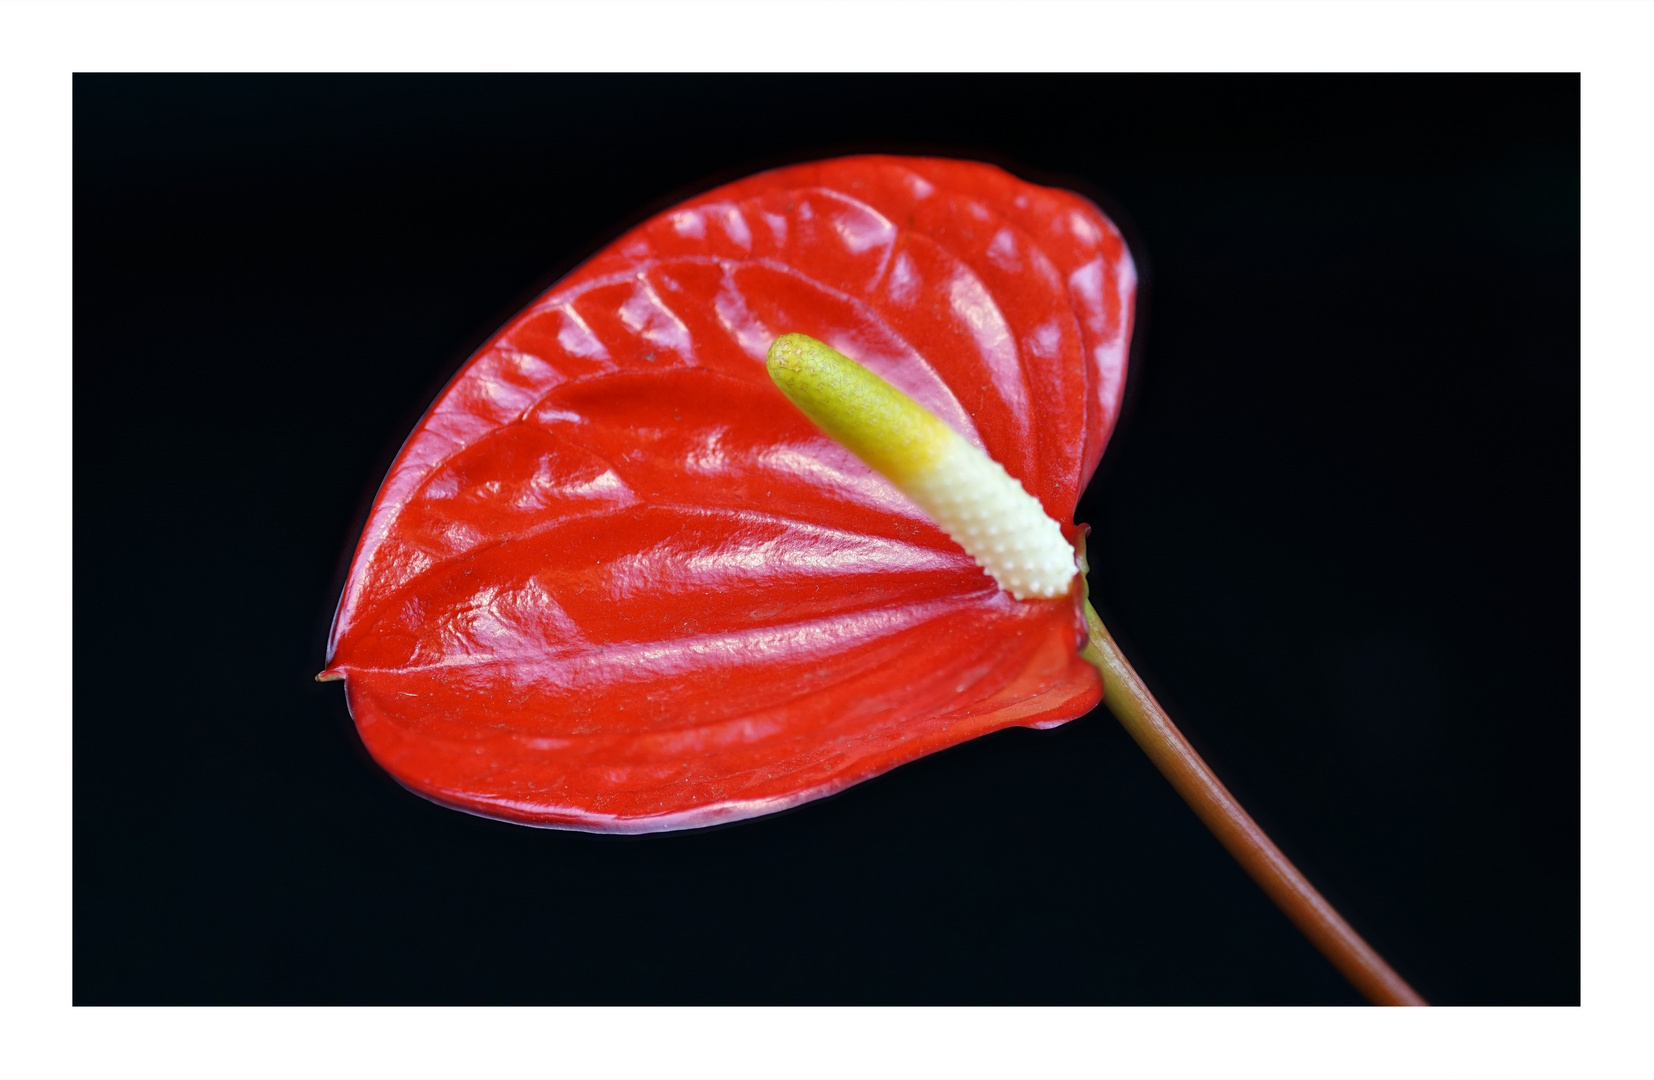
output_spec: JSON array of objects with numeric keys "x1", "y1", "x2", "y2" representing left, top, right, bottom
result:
[{"x1": 325, "y1": 156, "x2": 1137, "y2": 831}]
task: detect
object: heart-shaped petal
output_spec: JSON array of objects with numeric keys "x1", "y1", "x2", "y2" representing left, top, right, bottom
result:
[{"x1": 324, "y1": 156, "x2": 1137, "y2": 831}]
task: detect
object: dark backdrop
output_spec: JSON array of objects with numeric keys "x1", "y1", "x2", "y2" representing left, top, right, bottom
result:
[{"x1": 74, "y1": 75, "x2": 1579, "y2": 1005}]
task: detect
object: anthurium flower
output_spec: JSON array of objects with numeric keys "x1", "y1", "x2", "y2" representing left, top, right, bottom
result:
[
  {"x1": 321, "y1": 156, "x2": 1136, "y2": 833},
  {"x1": 321, "y1": 154, "x2": 1424, "y2": 1006}
]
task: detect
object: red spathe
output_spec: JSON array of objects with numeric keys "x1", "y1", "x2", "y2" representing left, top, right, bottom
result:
[{"x1": 324, "y1": 156, "x2": 1138, "y2": 831}]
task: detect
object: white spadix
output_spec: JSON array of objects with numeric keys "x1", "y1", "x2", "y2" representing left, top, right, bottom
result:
[{"x1": 766, "y1": 333, "x2": 1078, "y2": 601}]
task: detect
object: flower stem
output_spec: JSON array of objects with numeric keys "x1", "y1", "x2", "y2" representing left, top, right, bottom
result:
[{"x1": 1080, "y1": 599, "x2": 1427, "y2": 1006}]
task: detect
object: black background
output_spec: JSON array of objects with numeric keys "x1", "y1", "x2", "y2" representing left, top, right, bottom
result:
[{"x1": 75, "y1": 75, "x2": 1578, "y2": 1005}]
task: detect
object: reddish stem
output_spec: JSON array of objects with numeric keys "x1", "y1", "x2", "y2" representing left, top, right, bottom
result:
[{"x1": 1080, "y1": 601, "x2": 1427, "y2": 1006}]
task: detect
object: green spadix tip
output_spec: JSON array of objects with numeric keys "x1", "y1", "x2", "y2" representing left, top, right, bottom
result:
[
  {"x1": 765, "y1": 334, "x2": 1078, "y2": 601},
  {"x1": 766, "y1": 334, "x2": 951, "y2": 484}
]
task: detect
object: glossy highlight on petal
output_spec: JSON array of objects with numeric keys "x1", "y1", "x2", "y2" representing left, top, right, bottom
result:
[{"x1": 324, "y1": 156, "x2": 1138, "y2": 831}]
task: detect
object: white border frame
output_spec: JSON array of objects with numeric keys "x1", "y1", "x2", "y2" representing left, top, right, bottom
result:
[{"x1": 5, "y1": 2, "x2": 1644, "y2": 1078}]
